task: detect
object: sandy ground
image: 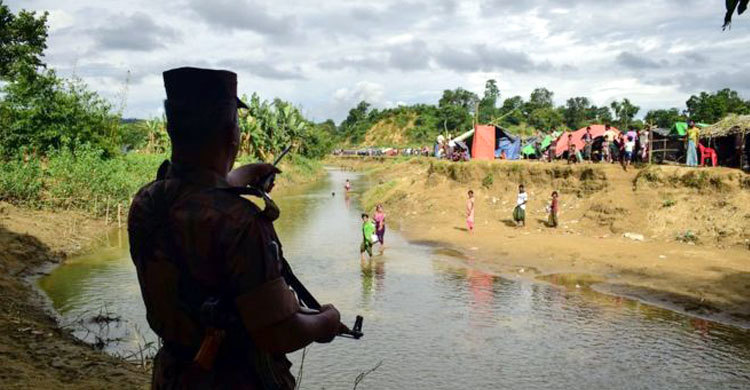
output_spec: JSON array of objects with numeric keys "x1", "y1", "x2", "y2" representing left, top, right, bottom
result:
[
  {"x1": 0, "y1": 202, "x2": 149, "y2": 389},
  {"x1": 333, "y1": 157, "x2": 750, "y2": 328}
]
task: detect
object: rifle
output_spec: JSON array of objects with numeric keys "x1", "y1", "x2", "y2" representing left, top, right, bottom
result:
[
  {"x1": 194, "y1": 146, "x2": 363, "y2": 370},
  {"x1": 267, "y1": 146, "x2": 363, "y2": 340}
]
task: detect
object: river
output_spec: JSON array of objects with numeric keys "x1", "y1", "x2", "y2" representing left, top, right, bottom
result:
[{"x1": 38, "y1": 168, "x2": 750, "y2": 389}]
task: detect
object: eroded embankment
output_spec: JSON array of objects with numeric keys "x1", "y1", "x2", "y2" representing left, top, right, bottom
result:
[
  {"x1": 0, "y1": 202, "x2": 148, "y2": 389},
  {"x1": 331, "y1": 156, "x2": 750, "y2": 327}
]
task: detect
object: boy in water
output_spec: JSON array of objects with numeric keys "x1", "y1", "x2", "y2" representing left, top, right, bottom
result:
[
  {"x1": 513, "y1": 184, "x2": 528, "y2": 227},
  {"x1": 548, "y1": 191, "x2": 559, "y2": 228},
  {"x1": 360, "y1": 213, "x2": 375, "y2": 261},
  {"x1": 345, "y1": 179, "x2": 351, "y2": 192},
  {"x1": 466, "y1": 190, "x2": 475, "y2": 233}
]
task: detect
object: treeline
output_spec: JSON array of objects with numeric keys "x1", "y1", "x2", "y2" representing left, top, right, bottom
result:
[
  {"x1": 335, "y1": 79, "x2": 750, "y2": 146},
  {"x1": 0, "y1": 3, "x2": 331, "y2": 211}
]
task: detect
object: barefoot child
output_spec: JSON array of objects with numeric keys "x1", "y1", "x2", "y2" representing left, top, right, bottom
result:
[
  {"x1": 548, "y1": 191, "x2": 559, "y2": 228},
  {"x1": 466, "y1": 190, "x2": 475, "y2": 233},
  {"x1": 360, "y1": 213, "x2": 375, "y2": 261},
  {"x1": 513, "y1": 184, "x2": 527, "y2": 227},
  {"x1": 345, "y1": 179, "x2": 351, "y2": 192}
]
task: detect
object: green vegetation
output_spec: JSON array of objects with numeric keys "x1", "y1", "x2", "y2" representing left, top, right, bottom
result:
[
  {"x1": 0, "y1": 2, "x2": 330, "y2": 215},
  {"x1": 335, "y1": 79, "x2": 750, "y2": 147}
]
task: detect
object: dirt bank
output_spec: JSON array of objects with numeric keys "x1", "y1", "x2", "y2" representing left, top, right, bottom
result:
[
  {"x1": 332, "y1": 157, "x2": 750, "y2": 328},
  {"x1": 0, "y1": 202, "x2": 148, "y2": 389}
]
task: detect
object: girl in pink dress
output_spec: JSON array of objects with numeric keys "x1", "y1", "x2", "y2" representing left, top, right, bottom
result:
[
  {"x1": 466, "y1": 190, "x2": 475, "y2": 233},
  {"x1": 373, "y1": 204, "x2": 386, "y2": 254}
]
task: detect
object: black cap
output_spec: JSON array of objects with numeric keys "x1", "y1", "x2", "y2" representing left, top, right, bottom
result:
[{"x1": 163, "y1": 67, "x2": 248, "y2": 109}]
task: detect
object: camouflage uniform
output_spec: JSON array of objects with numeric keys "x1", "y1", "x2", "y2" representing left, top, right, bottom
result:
[{"x1": 128, "y1": 161, "x2": 299, "y2": 389}]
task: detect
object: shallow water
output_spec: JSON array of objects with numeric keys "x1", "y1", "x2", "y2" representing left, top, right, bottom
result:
[{"x1": 39, "y1": 169, "x2": 750, "y2": 389}]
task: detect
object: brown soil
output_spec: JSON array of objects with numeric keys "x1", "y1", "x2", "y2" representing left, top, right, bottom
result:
[
  {"x1": 0, "y1": 202, "x2": 148, "y2": 389},
  {"x1": 334, "y1": 157, "x2": 750, "y2": 327}
]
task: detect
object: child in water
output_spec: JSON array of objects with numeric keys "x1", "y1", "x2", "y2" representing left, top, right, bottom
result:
[
  {"x1": 513, "y1": 184, "x2": 527, "y2": 227},
  {"x1": 360, "y1": 213, "x2": 375, "y2": 261},
  {"x1": 373, "y1": 204, "x2": 386, "y2": 254},
  {"x1": 548, "y1": 191, "x2": 559, "y2": 228},
  {"x1": 466, "y1": 190, "x2": 475, "y2": 233},
  {"x1": 345, "y1": 179, "x2": 351, "y2": 192}
]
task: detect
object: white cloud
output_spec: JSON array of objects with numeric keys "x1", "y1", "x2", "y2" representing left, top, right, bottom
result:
[{"x1": 6, "y1": 0, "x2": 750, "y2": 122}]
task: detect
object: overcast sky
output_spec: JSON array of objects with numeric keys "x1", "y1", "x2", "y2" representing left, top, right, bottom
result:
[{"x1": 8, "y1": 0, "x2": 750, "y2": 122}]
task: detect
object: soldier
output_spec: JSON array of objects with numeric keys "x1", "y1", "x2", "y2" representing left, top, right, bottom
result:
[{"x1": 128, "y1": 67, "x2": 345, "y2": 389}]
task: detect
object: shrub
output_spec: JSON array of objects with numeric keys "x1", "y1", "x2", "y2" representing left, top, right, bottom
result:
[{"x1": 481, "y1": 173, "x2": 494, "y2": 189}]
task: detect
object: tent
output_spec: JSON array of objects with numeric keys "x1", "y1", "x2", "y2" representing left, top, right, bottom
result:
[
  {"x1": 554, "y1": 125, "x2": 619, "y2": 157},
  {"x1": 450, "y1": 125, "x2": 521, "y2": 161},
  {"x1": 494, "y1": 127, "x2": 521, "y2": 159},
  {"x1": 700, "y1": 115, "x2": 750, "y2": 169},
  {"x1": 471, "y1": 125, "x2": 496, "y2": 160}
]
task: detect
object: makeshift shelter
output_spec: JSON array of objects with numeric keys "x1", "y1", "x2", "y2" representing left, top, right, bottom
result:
[
  {"x1": 554, "y1": 125, "x2": 619, "y2": 158},
  {"x1": 700, "y1": 115, "x2": 750, "y2": 170},
  {"x1": 494, "y1": 127, "x2": 521, "y2": 160},
  {"x1": 650, "y1": 128, "x2": 684, "y2": 164},
  {"x1": 451, "y1": 125, "x2": 521, "y2": 161}
]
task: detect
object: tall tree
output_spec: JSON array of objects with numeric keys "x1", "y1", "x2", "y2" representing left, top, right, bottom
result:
[
  {"x1": 685, "y1": 88, "x2": 749, "y2": 123},
  {"x1": 526, "y1": 87, "x2": 554, "y2": 112},
  {"x1": 563, "y1": 96, "x2": 591, "y2": 129},
  {"x1": 438, "y1": 88, "x2": 478, "y2": 132},
  {"x1": 586, "y1": 105, "x2": 613, "y2": 123},
  {"x1": 0, "y1": 1, "x2": 48, "y2": 80},
  {"x1": 610, "y1": 98, "x2": 640, "y2": 128},
  {"x1": 644, "y1": 108, "x2": 685, "y2": 128},
  {"x1": 478, "y1": 79, "x2": 500, "y2": 123}
]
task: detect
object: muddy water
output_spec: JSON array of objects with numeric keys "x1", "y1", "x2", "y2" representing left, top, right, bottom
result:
[{"x1": 39, "y1": 169, "x2": 750, "y2": 389}]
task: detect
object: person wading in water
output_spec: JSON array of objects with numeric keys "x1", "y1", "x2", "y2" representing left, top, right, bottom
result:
[{"x1": 128, "y1": 67, "x2": 346, "y2": 389}]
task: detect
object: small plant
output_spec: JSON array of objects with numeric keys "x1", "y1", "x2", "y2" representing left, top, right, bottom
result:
[
  {"x1": 662, "y1": 199, "x2": 676, "y2": 208},
  {"x1": 481, "y1": 173, "x2": 494, "y2": 188},
  {"x1": 676, "y1": 230, "x2": 699, "y2": 244}
]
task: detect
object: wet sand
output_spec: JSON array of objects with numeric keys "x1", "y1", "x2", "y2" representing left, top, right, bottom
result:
[{"x1": 336, "y1": 157, "x2": 750, "y2": 328}]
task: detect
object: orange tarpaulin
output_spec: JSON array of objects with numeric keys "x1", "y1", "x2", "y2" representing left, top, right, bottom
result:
[
  {"x1": 554, "y1": 124, "x2": 620, "y2": 157},
  {"x1": 471, "y1": 125, "x2": 496, "y2": 161}
]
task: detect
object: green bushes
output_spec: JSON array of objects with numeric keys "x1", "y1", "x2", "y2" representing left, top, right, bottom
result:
[{"x1": 0, "y1": 147, "x2": 166, "y2": 213}]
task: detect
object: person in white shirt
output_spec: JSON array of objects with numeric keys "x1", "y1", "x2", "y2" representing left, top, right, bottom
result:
[{"x1": 513, "y1": 184, "x2": 528, "y2": 227}]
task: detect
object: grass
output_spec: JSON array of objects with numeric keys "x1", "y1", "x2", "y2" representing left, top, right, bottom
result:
[{"x1": 1, "y1": 149, "x2": 323, "y2": 216}]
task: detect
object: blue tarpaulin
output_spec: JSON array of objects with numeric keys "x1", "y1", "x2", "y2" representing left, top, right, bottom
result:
[{"x1": 494, "y1": 127, "x2": 521, "y2": 159}]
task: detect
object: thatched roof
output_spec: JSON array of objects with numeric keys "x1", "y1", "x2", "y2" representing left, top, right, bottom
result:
[{"x1": 701, "y1": 114, "x2": 750, "y2": 137}]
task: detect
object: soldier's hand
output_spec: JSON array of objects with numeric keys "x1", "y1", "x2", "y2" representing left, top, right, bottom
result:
[
  {"x1": 227, "y1": 163, "x2": 281, "y2": 189},
  {"x1": 315, "y1": 304, "x2": 341, "y2": 343}
]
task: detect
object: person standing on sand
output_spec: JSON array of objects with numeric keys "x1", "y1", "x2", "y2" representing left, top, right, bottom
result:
[
  {"x1": 513, "y1": 184, "x2": 527, "y2": 227},
  {"x1": 360, "y1": 213, "x2": 375, "y2": 261},
  {"x1": 686, "y1": 120, "x2": 700, "y2": 167},
  {"x1": 466, "y1": 190, "x2": 475, "y2": 233},
  {"x1": 373, "y1": 204, "x2": 386, "y2": 254},
  {"x1": 583, "y1": 126, "x2": 593, "y2": 161},
  {"x1": 547, "y1": 191, "x2": 559, "y2": 228},
  {"x1": 624, "y1": 135, "x2": 636, "y2": 170},
  {"x1": 603, "y1": 124, "x2": 616, "y2": 163}
]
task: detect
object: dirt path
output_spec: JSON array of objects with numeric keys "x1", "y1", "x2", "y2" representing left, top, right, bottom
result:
[
  {"x1": 335, "y1": 157, "x2": 750, "y2": 328},
  {"x1": 0, "y1": 202, "x2": 148, "y2": 389}
]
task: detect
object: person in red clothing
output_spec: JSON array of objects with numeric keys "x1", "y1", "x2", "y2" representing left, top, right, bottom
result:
[{"x1": 547, "y1": 191, "x2": 559, "y2": 228}]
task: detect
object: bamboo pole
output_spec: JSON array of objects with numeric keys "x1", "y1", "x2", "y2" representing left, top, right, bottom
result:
[
  {"x1": 105, "y1": 198, "x2": 110, "y2": 225},
  {"x1": 117, "y1": 203, "x2": 122, "y2": 229}
]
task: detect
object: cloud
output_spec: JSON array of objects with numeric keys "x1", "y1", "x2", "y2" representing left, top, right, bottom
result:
[
  {"x1": 187, "y1": 0, "x2": 298, "y2": 40},
  {"x1": 217, "y1": 59, "x2": 305, "y2": 80},
  {"x1": 92, "y1": 12, "x2": 179, "y2": 51},
  {"x1": 434, "y1": 45, "x2": 552, "y2": 73},
  {"x1": 617, "y1": 52, "x2": 663, "y2": 69},
  {"x1": 672, "y1": 71, "x2": 750, "y2": 94},
  {"x1": 334, "y1": 81, "x2": 386, "y2": 106}
]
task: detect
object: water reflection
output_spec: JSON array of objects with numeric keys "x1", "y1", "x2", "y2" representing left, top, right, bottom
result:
[{"x1": 360, "y1": 258, "x2": 386, "y2": 304}]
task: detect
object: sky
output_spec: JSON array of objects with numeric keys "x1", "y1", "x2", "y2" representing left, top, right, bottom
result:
[{"x1": 8, "y1": 0, "x2": 750, "y2": 122}]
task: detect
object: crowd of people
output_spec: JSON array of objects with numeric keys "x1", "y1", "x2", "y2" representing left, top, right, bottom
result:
[{"x1": 465, "y1": 185, "x2": 561, "y2": 234}]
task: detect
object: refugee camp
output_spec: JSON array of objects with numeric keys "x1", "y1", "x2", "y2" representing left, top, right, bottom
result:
[{"x1": 1, "y1": 1, "x2": 749, "y2": 389}]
